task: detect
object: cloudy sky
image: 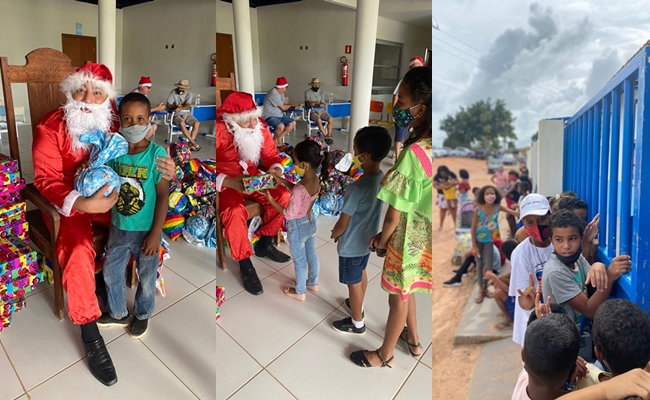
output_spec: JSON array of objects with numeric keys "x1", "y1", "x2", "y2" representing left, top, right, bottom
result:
[{"x1": 431, "y1": 0, "x2": 650, "y2": 148}]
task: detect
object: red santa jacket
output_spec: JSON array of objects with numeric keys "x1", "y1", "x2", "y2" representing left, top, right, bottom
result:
[
  {"x1": 215, "y1": 117, "x2": 283, "y2": 190},
  {"x1": 32, "y1": 107, "x2": 120, "y2": 217}
]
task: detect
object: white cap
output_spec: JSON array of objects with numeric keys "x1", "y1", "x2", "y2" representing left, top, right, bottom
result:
[{"x1": 518, "y1": 193, "x2": 551, "y2": 222}]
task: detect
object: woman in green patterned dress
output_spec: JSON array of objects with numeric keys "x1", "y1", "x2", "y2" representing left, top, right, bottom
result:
[{"x1": 350, "y1": 66, "x2": 433, "y2": 368}]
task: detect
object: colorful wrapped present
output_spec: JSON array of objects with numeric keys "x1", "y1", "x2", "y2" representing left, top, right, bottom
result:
[
  {"x1": 0, "y1": 261, "x2": 39, "y2": 285},
  {"x1": 0, "y1": 221, "x2": 29, "y2": 243},
  {"x1": 0, "y1": 179, "x2": 26, "y2": 209},
  {"x1": 163, "y1": 212, "x2": 185, "y2": 241},
  {"x1": 0, "y1": 234, "x2": 38, "y2": 276},
  {"x1": 0, "y1": 170, "x2": 22, "y2": 187},
  {"x1": 1, "y1": 315, "x2": 10, "y2": 331},
  {"x1": 168, "y1": 192, "x2": 188, "y2": 214},
  {"x1": 0, "y1": 273, "x2": 42, "y2": 303},
  {"x1": 184, "y1": 158, "x2": 202, "y2": 176},
  {"x1": 242, "y1": 174, "x2": 276, "y2": 194},
  {"x1": 216, "y1": 286, "x2": 225, "y2": 322},
  {"x1": 0, "y1": 154, "x2": 18, "y2": 173},
  {"x1": 170, "y1": 142, "x2": 191, "y2": 165},
  {"x1": 74, "y1": 131, "x2": 128, "y2": 197},
  {"x1": 349, "y1": 165, "x2": 364, "y2": 180},
  {"x1": 1, "y1": 298, "x2": 25, "y2": 317},
  {"x1": 0, "y1": 202, "x2": 26, "y2": 227}
]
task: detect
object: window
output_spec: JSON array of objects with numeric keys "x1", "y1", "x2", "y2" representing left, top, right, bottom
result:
[{"x1": 372, "y1": 40, "x2": 403, "y2": 95}]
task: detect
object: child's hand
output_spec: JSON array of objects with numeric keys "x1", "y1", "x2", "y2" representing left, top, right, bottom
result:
[
  {"x1": 261, "y1": 190, "x2": 274, "y2": 202},
  {"x1": 517, "y1": 273, "x2": 538, "y2": 311},
  {"x1": 369, "y1": 232, "x2": 382, "y2": 251},
  {"x1": 585, "y1": 214, "x2": 600, "y2": 242},
  {"x1": 471, "y1": 246, "x2": 480, "y2": 258},
  {"x1": 534, "y1": 291, "x2": 552, "y2": 319},
  {"x1": 608, "y1": 255, "x2": 632, "y2": 280},
  {"x1": 571, "y1": 356, "x2": 589, "y2": 383},
  {"x1": 592, "y1": 368, "x2": 650, "y2": 400},
  {"x1": 142, "y1": 233, "x2": 160, "y2": 257},
  {"x1": 484, "y1": 270, "x2": 497, "y2": 286},
  {"x1": 586, "y1": 262, "x2": 608, "y2": 291}
]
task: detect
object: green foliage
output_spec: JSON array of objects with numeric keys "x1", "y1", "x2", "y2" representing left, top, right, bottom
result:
[{"x1": 440, "y1": 98, "x2": 517, "y2": 151}]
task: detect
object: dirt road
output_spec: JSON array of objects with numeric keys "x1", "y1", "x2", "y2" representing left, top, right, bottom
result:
[{"x1": 432, "y1": 157, "x2": 516, "y2": 399}]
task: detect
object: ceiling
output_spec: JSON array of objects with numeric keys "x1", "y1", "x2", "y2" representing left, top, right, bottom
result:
[
  {"x1": 220, "y1": 0, "x2": 302, "y2": 8},
  {"x1": 76, "y1": 0, "x2": 154, "y2": 8},
  {"x1": 378, "y1": 0, "x2": 432, "y2": 28}
]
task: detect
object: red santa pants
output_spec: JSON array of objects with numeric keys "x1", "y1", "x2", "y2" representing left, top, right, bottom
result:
[
  {"x1": 219, "y1": 186, "x2": 290, "y2": 261},
  {"x1": 44, "y1": 211, "x2": 111, "y2": 325}
]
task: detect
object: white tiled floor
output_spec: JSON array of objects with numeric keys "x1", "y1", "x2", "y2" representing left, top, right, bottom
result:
[
  {"x1": 216, "y1": 123, "x2": 432, "y2": 400},
  {"x1": 0, "y1": 124, "x2": 216, "y2": 400}
]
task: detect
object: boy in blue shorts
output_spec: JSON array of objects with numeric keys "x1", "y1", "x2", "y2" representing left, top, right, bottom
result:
[
  {"x1": 330, "y1": 126, "x2": 392, "y2": 334},
  {"x1": 97, "y1": 92, "x2": 169, "y2": 338}
]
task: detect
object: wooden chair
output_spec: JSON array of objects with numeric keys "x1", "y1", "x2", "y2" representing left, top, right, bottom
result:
[
  {"x1": 0, "y1": 48, "x2": 131, "y2": 321},
  {"x1": 216, "y1": 72, "x2": 236, "y2": 107}
]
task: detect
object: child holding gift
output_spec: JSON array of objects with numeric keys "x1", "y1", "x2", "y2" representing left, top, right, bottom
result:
[
  {"x1": 330, "y1": 126, "x2": 392, "y2": 334},
  {"x1": 264, "y1": 139, "x2": 330, "y2": 301},
  {"x1": 97, "y1": 93, "x2": 169, "y2": 338}
]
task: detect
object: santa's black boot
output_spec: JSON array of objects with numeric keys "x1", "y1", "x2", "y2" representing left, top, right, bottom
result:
[
  {"x1": 81, "y1": 322, "x2": 117, "y2": 386},
  {"x1": 239, "y1": 258, "x2": 263, "y2": 295},
  {"x1": 255, "y1": 235, "x2": 291, "y2": 263}
]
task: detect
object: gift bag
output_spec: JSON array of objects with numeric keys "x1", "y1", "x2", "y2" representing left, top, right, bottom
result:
[{"x1": 74, "y1": 130, "x2": 128, "y2": 197}]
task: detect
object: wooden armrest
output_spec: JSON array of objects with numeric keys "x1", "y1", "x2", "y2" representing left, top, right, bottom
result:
[{"x1": 23, "y1": 183, "x2": 61, "y2": 239}]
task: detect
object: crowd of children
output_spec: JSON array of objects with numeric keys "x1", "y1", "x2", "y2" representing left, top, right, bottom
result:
[{"x1": 436, "y1": 158, "x2": 650, "y2": 398}]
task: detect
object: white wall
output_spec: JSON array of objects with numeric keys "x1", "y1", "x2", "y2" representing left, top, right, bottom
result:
[
  {"x1": 216, "y1": 1, "x2": 262, "y2": 93},
  {"x1": 537, "y1": 119, "x2": 565, "y2": 196},
  {"x1": 0, "y1": 0, "x2": 124, "y2": 123},
  {"x1": 255, "y1": 0, "x2": 431, "y2": 127},
  {"x1": 121, "y1": 0, "x2": 216, "y2": 106}
]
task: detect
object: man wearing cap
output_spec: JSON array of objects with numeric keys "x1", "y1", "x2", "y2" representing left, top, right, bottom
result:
[
  {"x1": 262, "y1": 77, "x2": 298, "y2": 146},
  {"x1": 304, "y1": 78, "x2": 334, "y2": 145},
  {"x1": 32, "y1": 64, "x2": 176, "y2": 386},
  {"x1": 166, "y1": 79, "x2": 201, "y2": 151},
  {"x1": 507, "y1": 193, "x2": 553, "y2": 347},
  {"x1": 132, "y1": 76, "x2": 165, "y2": 112},
  {"x1": 392, "y1": 56, "x2": 425, "y2": 160},
  {"x1": 216, "y1": 91, "x2": 292, "y2": 296}
]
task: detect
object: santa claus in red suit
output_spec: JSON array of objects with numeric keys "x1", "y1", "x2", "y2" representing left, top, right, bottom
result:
[
  {"x1": 216, "y1": 92, "x2": 291, "y2": 296},
  {"x1": 32, "y1": 63, "x2": 174, "y2": 387}
]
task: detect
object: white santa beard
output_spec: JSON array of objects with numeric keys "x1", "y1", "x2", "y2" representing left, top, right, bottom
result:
[
  {"x1": 63, "y1": 99, "x2": 114, "y2": 153},
  {"x1": 228, "y1": 121, "x2": 265, "y2": 164}
]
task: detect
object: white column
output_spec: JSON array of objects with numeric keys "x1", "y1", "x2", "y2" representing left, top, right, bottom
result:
[
  {"x1": 232, "y1": 0, "x2": 255, "y2": 96},
  {"x1": 536, "y1": 119, "x2": 565, "y2": 196},
  {"x1": 348, "y1": 0, "x2": 380, "y2": 150},
  {"x1": 98, "y1": 0, "x2": 117, "y2": 75}
]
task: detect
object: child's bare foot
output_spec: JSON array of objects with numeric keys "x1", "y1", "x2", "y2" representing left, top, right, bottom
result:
[
  {"x1": 307, "y1": 284, "x2": 318, "y2": 292},
  {"x1": 475, "y1": 291, "x2": 485, "y2": 304},
  {"x1": 284, "y1": 287, "x2": 306, "y2": 301},
  {"x1": 495, "y1": 320, "x2": 513, "y2": 330}
]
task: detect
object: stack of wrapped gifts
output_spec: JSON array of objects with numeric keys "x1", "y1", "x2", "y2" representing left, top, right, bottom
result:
[{"x1": 0, "y1": 154, "x2": 43, "y2": 333}]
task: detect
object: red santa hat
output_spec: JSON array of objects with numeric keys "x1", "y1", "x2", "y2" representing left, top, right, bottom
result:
[
  {"x1": 60, "y1": 63, "x2": 118, "y2": 100},
  {"x1": 217, "y1": 92, "x2": 262, "y2": 124},
  {"x1": 275, "y1": 76, "x2": 288, "y2": 88},
  {"x1": 138, "y1": 76, "x2": 152, "y2": 87},
  {"x1": 409, "y1": 56, "x2": 425, "y2": 67}
]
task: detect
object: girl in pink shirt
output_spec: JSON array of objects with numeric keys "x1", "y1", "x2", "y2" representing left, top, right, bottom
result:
[
  {"x1": 265, "y1": 140, "x2": 330, "y2": 301},
  {"x1": 492, "y1": 165, "x2": 507, "y2": 194}
]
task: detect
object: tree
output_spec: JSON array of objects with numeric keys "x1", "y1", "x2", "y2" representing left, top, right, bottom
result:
[
  {"x1": 440, "y1": 98, "x2": 517, "y2": 151},
  {"x1": 531, "y1": 131, "x2": 539, "y2": 143}
]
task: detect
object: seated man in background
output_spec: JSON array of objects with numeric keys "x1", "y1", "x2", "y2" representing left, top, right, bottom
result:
[
  {"x1": 132, "y1": 76, "x2": 165, "y2": 112},
  {"x1": 304, "y1": 78, "x2": 334, "y2": 145},
  {"x1": 166, "y1": 79, "x2": 201, "y2": 151},
  {"x1": 262, "y1": 76, "x2": 298, "y2": 146}
]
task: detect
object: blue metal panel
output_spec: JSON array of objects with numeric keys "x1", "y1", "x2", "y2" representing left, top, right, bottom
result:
[
  {"x1": 580, "y1": 108, "x2": 594, "y2": 204},
  {"x1": 599, "y1": 96, "x2": 610, "y2": 250},
  {"x1": 621, "y1": 79, "x2": 635, "y2": 255},
  {"x1": 630, "y1": 48, "x2": 650, "y2": 308},
  {"x1": 591, "y1": 104, "x2": 600, "y2": 219},
  {"x1": 608, "y1": 88, "x2": 621, "y2": 259},
  {"x1": 581, "y1": 115, "x2": 588, "y2": 198}
]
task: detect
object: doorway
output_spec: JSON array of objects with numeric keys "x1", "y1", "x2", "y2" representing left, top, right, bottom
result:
[
  {"x1": 216, "y1": 33, "x2": 236, "y2": 103},
  {"x1": 61, "y1": 34, "x2": 97, "y2": 67}
]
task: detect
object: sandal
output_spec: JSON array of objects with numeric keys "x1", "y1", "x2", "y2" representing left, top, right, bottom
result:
[
  {"x1": 191, "y1": 144, "x2": 202, "y2": 152},
  {"x1": 475, "y1": 292, "x2": 485, "y2": 304},
  {"x1": 495, "y1": 321, "x2": 513, "y2": 331},
  {"x1": 399, "y1": 327, "x2": 423, "y2": 357},
  {"x1": 350, "y1": 349, "x2": 394, "y2": 368}
]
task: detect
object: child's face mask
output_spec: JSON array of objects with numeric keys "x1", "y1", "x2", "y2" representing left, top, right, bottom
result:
[
  {"x1": 484, "y1": 194, "x2": 496, "y2": 203},
  {"x1": 119, "y1": 124, "x2": 150, "y2": 143},
  {"x1": 293, "y1": 163, "x2": 306, "y2": 177}
]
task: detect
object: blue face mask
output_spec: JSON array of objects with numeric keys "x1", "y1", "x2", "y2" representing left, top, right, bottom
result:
[
  {"x1": 392, "y1": 104, "x2": 420, "y2": 127},
  {"x1": 119, "y1": 124, "x2": 150, "y2": 143}
]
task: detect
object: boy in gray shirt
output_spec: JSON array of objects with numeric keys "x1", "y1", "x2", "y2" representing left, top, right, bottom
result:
[
  {"x1": 330, "y1": 126, "x2": 392, "y2": 334},
  {"x1": 542, "y1": 210, "x2": 630, "y2": 325}
]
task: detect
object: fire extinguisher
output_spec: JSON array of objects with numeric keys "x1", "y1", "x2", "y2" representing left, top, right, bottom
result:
[
  {"x1": 210, "y1": 53, "x2": 217, "y2": 87},
  {"x1": 340, "y1": 56, "x2": 349, "y2": 86}
]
